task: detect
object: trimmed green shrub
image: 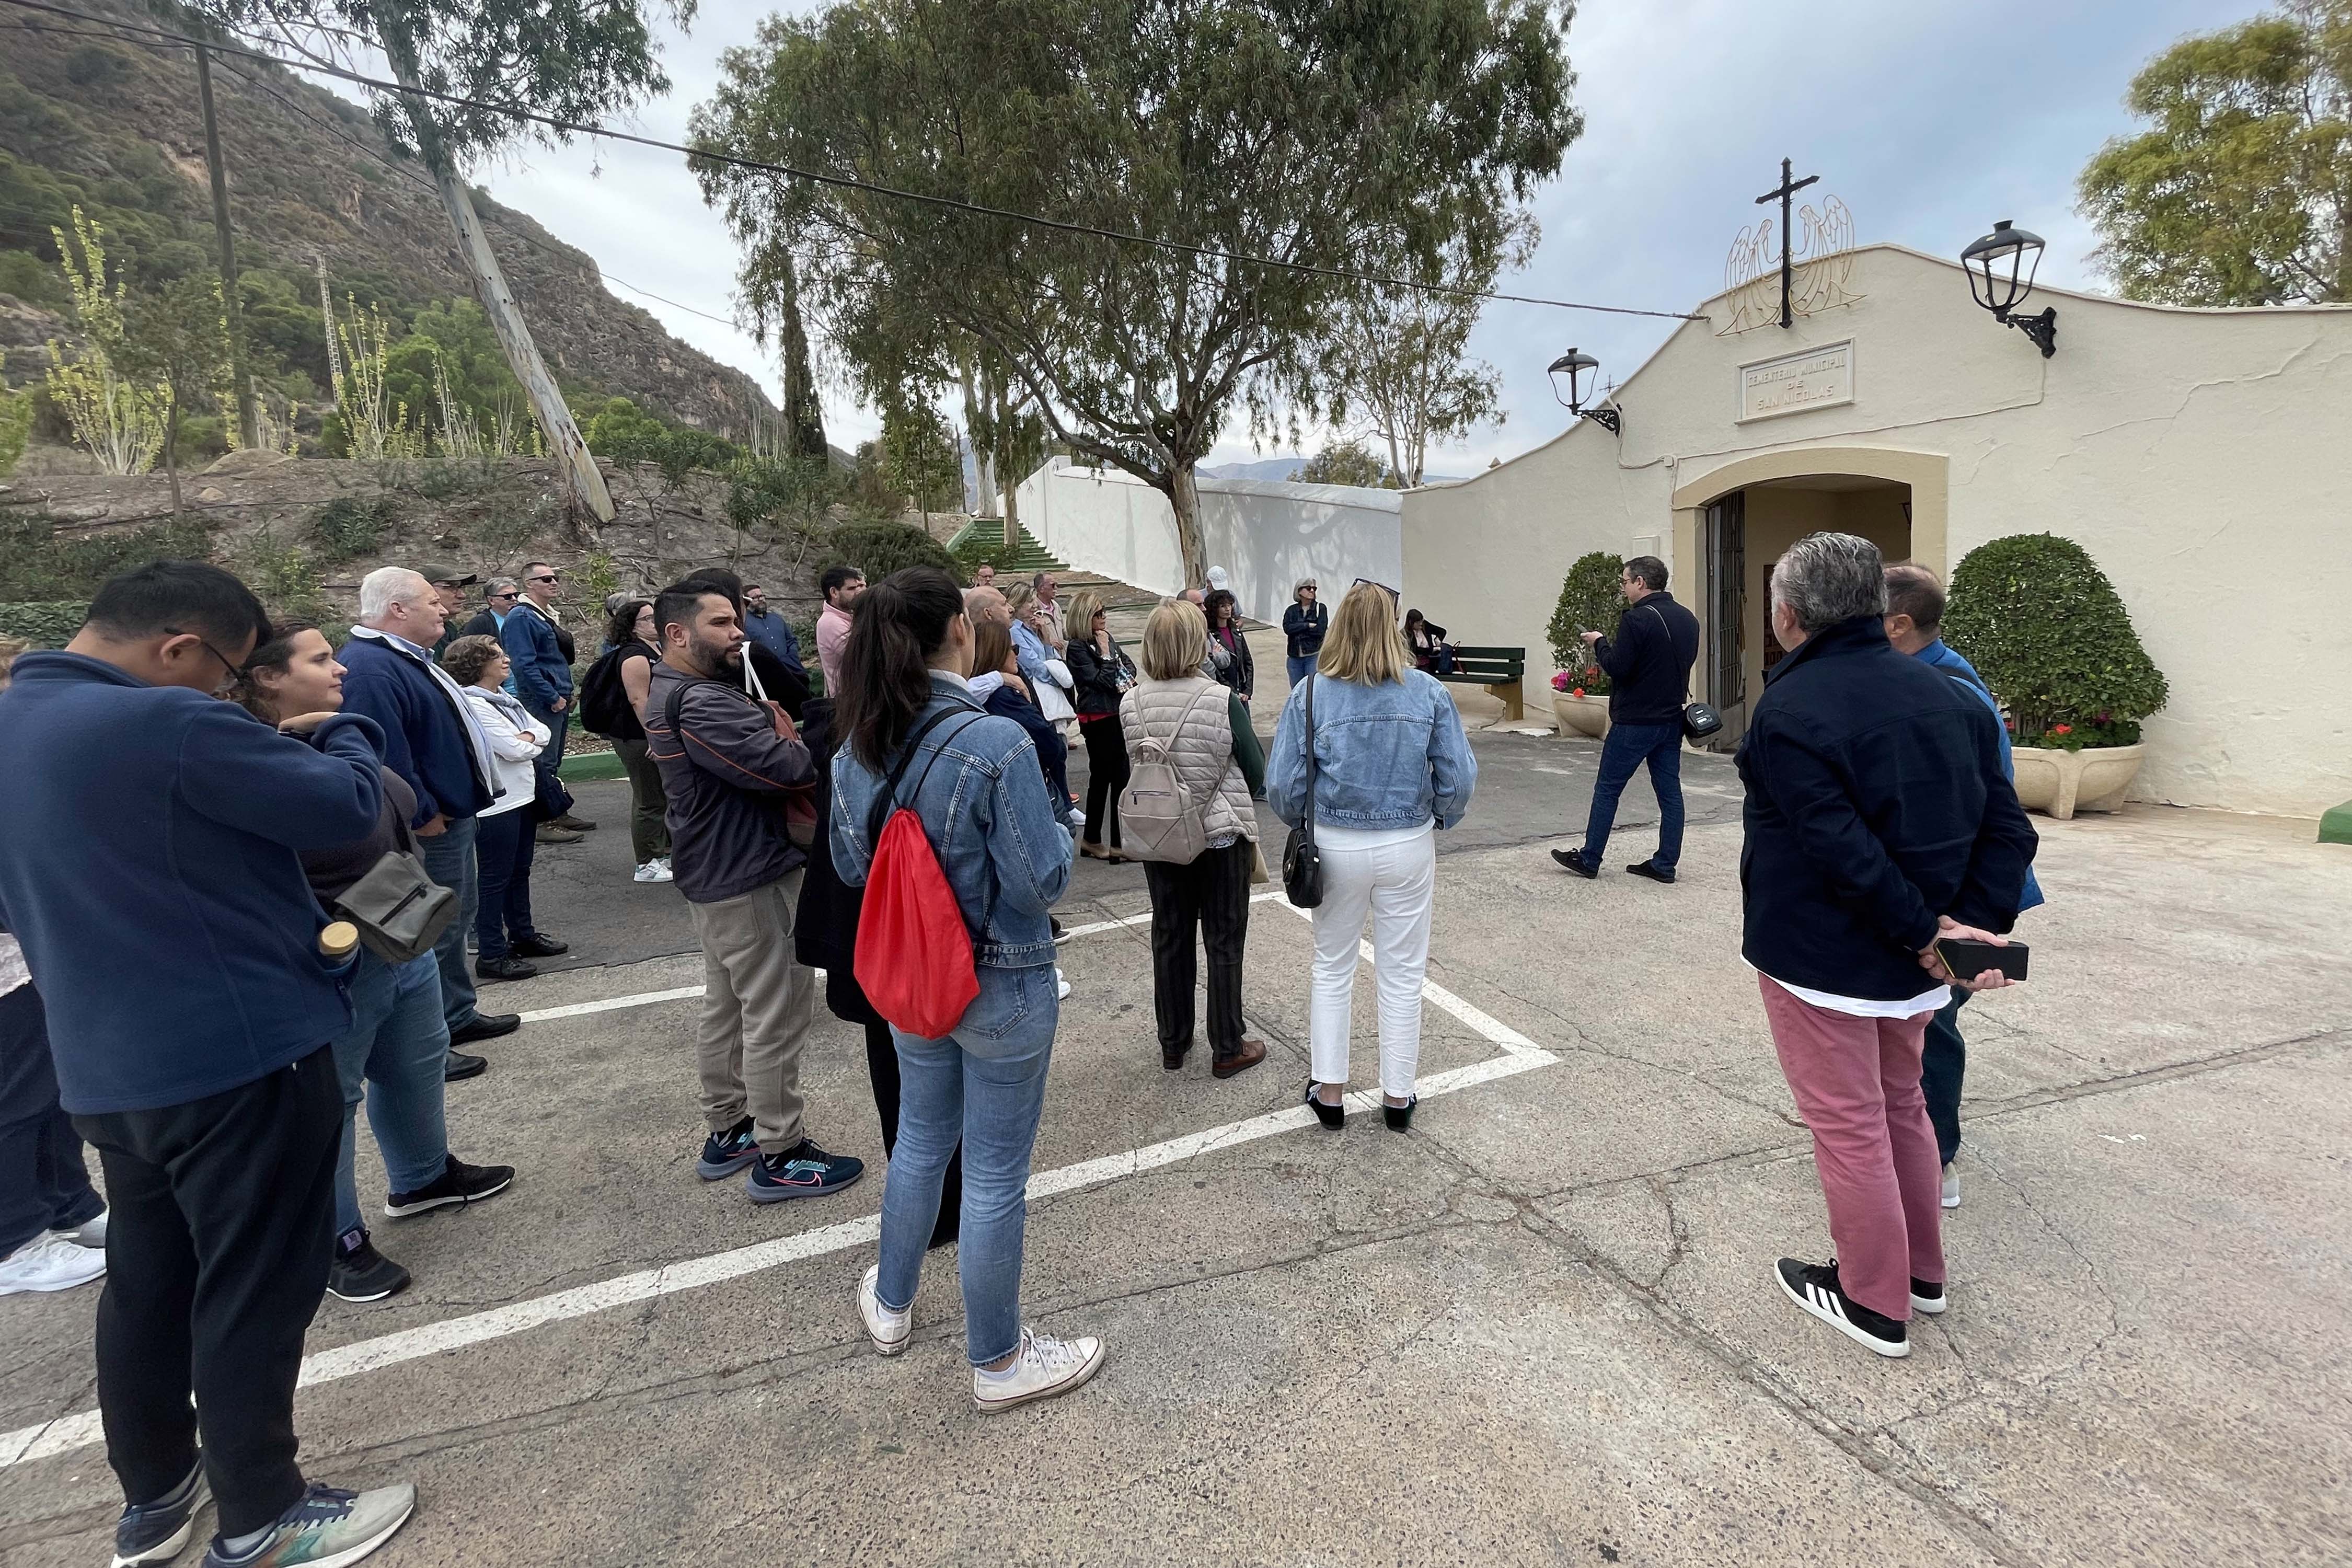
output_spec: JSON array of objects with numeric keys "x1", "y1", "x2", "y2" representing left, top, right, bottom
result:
[
  {"x1": 312, "y1": 496, "x2": 399, "y2": 563},
  {"x1": 1945, "y1": 533, "x2": 2168, "y2": 749},
  {"x1": 1544, "y1": 550, "x2": 1624, "y2": 695},
  {"x1": 0, "y1": 513, "x2": 210, "y2": 602},
  {"x1": 0, "y1": 601, "x2": 88, "y2": 648},
  {"x1": 826, "y1": 521, "x2": 959, "y2": 585}
]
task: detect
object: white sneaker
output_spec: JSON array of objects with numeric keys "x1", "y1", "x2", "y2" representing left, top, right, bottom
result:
[
  {"x1": 858, "y1": 1264, "x2": 911, "y2": 1356},
  {"x1": 972, "y1": 1327, "x2": 1106, "y2": 1413},
  {"x1": 1056, "y1": 969, "x2": 1073, "y2": 1001},
  {"x1": 633, "y1": 859, "x2": 673, "y2": 884},
  {"x1": 0, "y1": 1231, "x2": 107, "y2": 1296},
  {"x1": 1941, "y1": 1165, "x2": 1961, "y2": 1209},
  {"x1": 60, "y1": 1208, "x2": 107, "y2": 1248}
]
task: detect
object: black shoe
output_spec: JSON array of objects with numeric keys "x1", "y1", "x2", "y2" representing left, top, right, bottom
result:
[
  {"x1": 747, "y1": 1138, "x2": 864, "y2": 1203},
  {"x1": 1383, "y1": 1094, "x2": 1417, "y2": 1132},
  {"x1": 1625, "y1": 859, "x2": 1676, "y2": 884},
  {"x1": 443, "y1": 1050, "x2": 487, "y2": 1081},
  {"x1": 475, "y1": 955, "x2": 538, "y2": 982},
  {"x1": 510, "y1": 933, "x2": 570, "y2": 959},
  {"x1": 328, "y1": 1229, "x2": 411, "y2": 1302},
  {"x1": 1305, "y1": 1081, "x2": 1345, "y2": 1130},
  {"x1": 449, "y1": 1012, "x2": 521, "y2": 1045},
  {"x1": 1551, "y1": 848, "x2": 1597, "y2": 879},
  {"x1": 1051, "y1": 917, "x2": 1069, "y2": 943},
  {"x1": 386, "y1": 1155, "x2": 516, "y2": 1219},
  {"x1": 1774, "y1": 1258, "x2": 1909, "y2": 1357},
  {"x1": 1162, "y1": 1040, "x2": 1190, "y2": 1070},
  {"x1": 1910, "y1": 1277, "x2": 1947, "y2": 1316},
  {"x1": 552, "y1": 813, "x2": 597, "y2": 832},
  {"x1": 113, "y1": 1454, "x2": 207, "y2": 1564}
]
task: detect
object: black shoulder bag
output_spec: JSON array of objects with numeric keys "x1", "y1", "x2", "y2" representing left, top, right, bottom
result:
[
  {"x1": 1646, "y1": 602, "x2": 1722, "y2": 742},
  {"x1": 1281, "y1": 676, "x2": 1324, "y2": 907}
]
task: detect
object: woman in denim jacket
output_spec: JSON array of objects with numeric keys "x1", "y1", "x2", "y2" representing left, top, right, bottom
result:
[
  {"x1": 828, "y1": 567, "x2": 1103, "y2": 1414},
  {"x1": 1268, "y1": 583, "x2": 1477, "y2": 1132}
]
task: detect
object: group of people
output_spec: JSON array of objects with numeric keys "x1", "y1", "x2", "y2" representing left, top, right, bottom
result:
[{"x1": 0, "y1": 521, "x2": 2040, "y2": 1565}]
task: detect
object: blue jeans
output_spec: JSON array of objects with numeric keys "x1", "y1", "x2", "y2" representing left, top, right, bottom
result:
[
  {"x1": 1921, "y1": 988, "x2": 1968, "y2": 1166},
  {"x1": 874, "y1": 963, "x2": 1059, "y2": 1366},
  {"x1": 0, "y1": 983, "x2": 103, "y2": 1255},
  {"x1": 329, "y1": 952, "x2": 451, "y2": 1236},
  {"x1": 1286, "y1": 654, "x2": 1316, "y2": 688},
  {"x1": 472, "y1": 807, "x2": 540, "y2": 961},
  {"x1": 415, "y1": 813, "x2": 480, "y2": 1034},
  {"x1": 1580, "y1": 720, "x2": 1685, "y2": 871}
]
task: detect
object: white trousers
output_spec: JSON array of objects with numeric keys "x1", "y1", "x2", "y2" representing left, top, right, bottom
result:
[{"x1": 1308, "y1": 824, "x2": 1436, "y2": 1100}]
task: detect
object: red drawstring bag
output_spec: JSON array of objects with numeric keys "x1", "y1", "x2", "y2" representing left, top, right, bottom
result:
[{"x1": 854, "y1": 712, "x2": 985, "y2": 1039}]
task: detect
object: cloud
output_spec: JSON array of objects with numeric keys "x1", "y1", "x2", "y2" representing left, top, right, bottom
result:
[{"x1": 440, "y1": 0, "x2": 2262, "y2": 470}]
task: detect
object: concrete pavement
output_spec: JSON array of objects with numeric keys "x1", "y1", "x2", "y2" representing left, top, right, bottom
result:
[{"x1": 2, "y1": 732, "x2": 2346, "y2": 1567}]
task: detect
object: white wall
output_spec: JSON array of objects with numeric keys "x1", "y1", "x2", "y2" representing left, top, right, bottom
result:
[
  {"x1": 1400, "y1": 245, "x2": 2352, "y2": 819},
  {"x1": 1014, "y1": 458, "x2": 1402, "y2": 625}
]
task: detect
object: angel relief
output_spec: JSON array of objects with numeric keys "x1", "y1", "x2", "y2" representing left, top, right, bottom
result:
[{"x1": 1720, "y1": 194, "x2": 1862, "y2": 336}]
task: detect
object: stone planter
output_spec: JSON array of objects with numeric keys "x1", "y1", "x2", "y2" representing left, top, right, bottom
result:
[
  {"x1": 1552, "y1": 691, "x2": 1611, "y2": 740},
  {"x1": 2011, "y1": 743, "x2": 2143, "y2": 821}
]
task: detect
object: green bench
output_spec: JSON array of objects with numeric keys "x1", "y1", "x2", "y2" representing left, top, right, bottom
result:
[{"x1": 1431, "y1": 644, "x2": 1526, "y2": 722}]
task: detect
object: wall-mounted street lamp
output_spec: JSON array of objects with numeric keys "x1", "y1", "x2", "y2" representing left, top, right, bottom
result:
[
  {"x1": 1547, "y1": 349, "x2": 1621, "y2": 434},
  {"x1": 1960, "y1": 220, "x2": 2058, "y2": 358}
]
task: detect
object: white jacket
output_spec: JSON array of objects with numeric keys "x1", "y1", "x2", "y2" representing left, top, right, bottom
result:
[{"x1": 462, "y1": 685, "x2": 550, "y2": 817}]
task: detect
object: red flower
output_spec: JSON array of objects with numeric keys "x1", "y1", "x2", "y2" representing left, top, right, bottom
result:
[
  {"x1": 1571, "y1": 687, "x2": 1585, "y2": 698},
  {"x1": 2051, "y1": 723, "x2": 2073, "y2": 735}
]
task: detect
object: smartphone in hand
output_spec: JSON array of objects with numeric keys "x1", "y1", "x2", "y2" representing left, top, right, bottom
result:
[{"x1": 1935, "y1": 937, "x2": 2029, "y2": 983}]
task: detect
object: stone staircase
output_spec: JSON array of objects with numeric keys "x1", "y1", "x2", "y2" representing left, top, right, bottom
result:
[{"x1": 947, "y1": 518, "x2": 1067, "y2": 577}]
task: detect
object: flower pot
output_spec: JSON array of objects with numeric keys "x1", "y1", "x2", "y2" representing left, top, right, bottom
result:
[
  {"x1": 1552, "y1": 691, "x2": 1611, "y2": 740},
  {"x1": 2010, "y1": 743, "x2": 2143, "y2": 821}
]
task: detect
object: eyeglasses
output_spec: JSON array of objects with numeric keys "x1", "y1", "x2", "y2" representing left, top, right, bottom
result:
[
  {"x1": 166, "y1": 628, "x2": 247, "y2": 693},
  {"x1": 525, "y1": 573, "x2": 559, "y2": 584},
  {"x1": 489, "y1": 591, "x2": 518, "y2": 602}
]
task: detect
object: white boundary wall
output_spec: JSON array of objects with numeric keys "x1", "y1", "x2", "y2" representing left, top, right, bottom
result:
[{"x1": 1014, "y1": 458, "x2": 1402, "y2": 625}]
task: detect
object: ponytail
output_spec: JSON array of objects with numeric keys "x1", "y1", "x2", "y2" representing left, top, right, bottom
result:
[{"x1": 837, "y1": 565, "x2": 967, "y2": 771}]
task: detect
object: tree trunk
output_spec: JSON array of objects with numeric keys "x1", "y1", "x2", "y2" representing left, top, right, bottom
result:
[
  {"x1": 1169, "y1": 462, "x2": 1206, "y2": 590},
  {"x1": 164, "y1": 397, "x2": 182, "y2": 513},
  {"x1": 381, "y1": 44, "x2": 613, "y2": 526},
  {"x1": 193, "y1": 45, "x2": 257, "y2": 451}
]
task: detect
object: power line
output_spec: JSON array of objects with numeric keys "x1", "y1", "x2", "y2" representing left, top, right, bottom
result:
[{"x1": 0, "y1": 0, "x2": 1704, "y2": 324}]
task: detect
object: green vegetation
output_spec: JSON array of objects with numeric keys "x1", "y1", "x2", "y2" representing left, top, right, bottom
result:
[
  {"x1": 1298, "y1": 440, "x2": 1394, "y2": 488},
  {"x1": 1945, "y1": 534, "x2": 2170, "y2": 748},
  {"x1": 0, "y1": 601, "x2": 88, "y2": 648},
  {"x1": 2081, "y1": 1, "x2": 2352, "y2": 304},
  {"x1": 311, "y1": 495, "x2": 401, "y2": 563},
  {"x1": 1546, "y1": 551, "x2": 1623, "y2": 693},
  {"x1": 0, "y1": 384, "x2": 29, "y2": 477},
  {"x1": 0, "y1": 512, "x2": 210, "y2": 602},
  {"x1": 825, "y1": 521, "x2": 959, "y2": 586}
]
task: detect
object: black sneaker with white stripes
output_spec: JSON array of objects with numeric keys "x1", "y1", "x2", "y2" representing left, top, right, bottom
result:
[{"x1": 1774, "y1": 1257, "x2": 1909, "y2": 1357}]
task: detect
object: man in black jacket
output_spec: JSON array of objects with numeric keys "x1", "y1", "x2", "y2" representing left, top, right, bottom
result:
[
  {"x1": 1552, "y1": 555, "x2": 1700, "y2": 883},
  {"x1": 1738, "y1": 532, "x2": 2036, "y2": 1361}
]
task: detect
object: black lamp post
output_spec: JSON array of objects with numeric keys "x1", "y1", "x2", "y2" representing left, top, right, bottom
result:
[
  {"x1": 1547, "y1": 349, "x2": 1621, "y2": 434},
  {"x1": 1960, "y1": 219, "x2": 2058, "y2": 358}
]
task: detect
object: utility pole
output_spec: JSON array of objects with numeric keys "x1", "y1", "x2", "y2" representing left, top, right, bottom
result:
[{"x1": 193, "y1": 41, "x2": 258, "y2": 450}]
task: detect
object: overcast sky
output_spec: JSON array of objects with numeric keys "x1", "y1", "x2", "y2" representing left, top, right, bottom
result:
[{"x1": 450, "y1": 0, "x2": 2264, "y2": 472}]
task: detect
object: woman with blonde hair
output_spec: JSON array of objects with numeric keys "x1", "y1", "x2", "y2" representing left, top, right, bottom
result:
[
  {"x1": 1267, "y1": 582, "x2": 1477, "y2": 1131},
  {"x1": 1122, "y1": 599, "x2": 1267, "y2": 1078}
]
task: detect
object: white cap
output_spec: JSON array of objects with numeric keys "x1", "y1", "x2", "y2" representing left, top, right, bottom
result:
[{"x1": 1205, "y1": 566, "x2": 1230, "y2": 591}]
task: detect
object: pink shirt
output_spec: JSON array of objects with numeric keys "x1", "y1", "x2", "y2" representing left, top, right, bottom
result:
[{"x1": 816, "y1": 602, "x2": 854, "y2": 696}]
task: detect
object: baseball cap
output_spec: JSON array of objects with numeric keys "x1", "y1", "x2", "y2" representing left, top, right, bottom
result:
[{"x1": 418, "y1": 562, "x2": 478, "y2": 586}]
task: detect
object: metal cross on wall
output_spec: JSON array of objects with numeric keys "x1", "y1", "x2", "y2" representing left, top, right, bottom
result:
[{"x1": 1756, "y1": 157, "x2": 1820, "y2": 329}]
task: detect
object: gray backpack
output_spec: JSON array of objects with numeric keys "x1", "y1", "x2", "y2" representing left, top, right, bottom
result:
[{"x1": 1117, "y1": 684, "x2": 1227, "y2": 864}]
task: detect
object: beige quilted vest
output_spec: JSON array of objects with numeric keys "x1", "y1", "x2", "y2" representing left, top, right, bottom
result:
[{"x1": 1119, "y1": 676, "x2": 1258, "y2": 845}]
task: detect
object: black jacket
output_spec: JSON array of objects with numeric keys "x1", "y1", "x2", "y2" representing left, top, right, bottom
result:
[
  {"x1": 1207, "y1": 623, "x2": 1254, "y2": 701},
  {"x1": 1282, "y1": 602, "x2": 1327, "y2": 660},
  {"x1": 1594, "y1": 591, "x2": 1699, "y2": 726},
  {"x1": 1736, "y1": 616, "x2": 2039, "y2": 1001},
  {"x1": 1066, "y1": 639, "x2": 1133, "y2": 719}
]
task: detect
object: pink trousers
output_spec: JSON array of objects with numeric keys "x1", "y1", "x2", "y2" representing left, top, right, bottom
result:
[{"x1": 1758, "y1": 974, "x2": 1945, "y2": 1320}]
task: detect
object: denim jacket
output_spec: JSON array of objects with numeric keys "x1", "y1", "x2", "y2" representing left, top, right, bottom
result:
[
  {"x1": 829, "y1": 673, "x2": 1074, "y2": 968},
  {"x1": 1266, "y1": 670, "x2": 1477, "y2": 832}
]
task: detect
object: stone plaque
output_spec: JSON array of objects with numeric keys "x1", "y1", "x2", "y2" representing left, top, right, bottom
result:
[{"x1": 1739, "y1": 340, "x2": 1853, "y2": 421}]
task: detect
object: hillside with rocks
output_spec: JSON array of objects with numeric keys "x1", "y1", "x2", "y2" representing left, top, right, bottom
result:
[{"x1": 0, "y1": 0, "x2": 778, "y2": 449}]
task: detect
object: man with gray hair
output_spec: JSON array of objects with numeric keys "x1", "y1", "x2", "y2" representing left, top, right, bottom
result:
[
  {"x1": 339, "y1": 569, "x2": 520, "y2": 1066},
  {"x1": 459, "y1": 579, "x2": 518, "y2": 641},
  {"x1": 1738, "y1": 532, "x2": 2037, "y2": 1360}
]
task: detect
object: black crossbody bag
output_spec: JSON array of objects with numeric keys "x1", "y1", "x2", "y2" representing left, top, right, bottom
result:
[
  {"x1": 1644, "y1": 602, "x2": 1722, "y2": 742},
  {"x1": 1281, "y1": 675, "x2": 1324, "y2": 908}
]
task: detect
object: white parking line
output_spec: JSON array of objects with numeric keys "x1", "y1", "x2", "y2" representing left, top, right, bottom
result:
[{"x1": 0, "y1": 898, "x2": 1557, "y2": 1472}]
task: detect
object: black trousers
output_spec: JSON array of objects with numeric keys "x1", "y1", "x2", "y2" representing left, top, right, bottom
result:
[
  {"x1": 73, "y1": 1047, "x2": 341, "y2": 1536},
  {"x1": 0, "y1": 984, "x2": 103, "y2": 1256},
  {"x1": 1079, "y1": 715, "x2": 1128, "y2": 848},
  {"x1": 1922, "y1": 988, "x2": 1969, "y2": 1166},
  {"x1": 1143, "y1": 839, "x2": 1254, "y2": 1058},
  {"x1": 829, "y1": 969, "x2": 961, "y2": 1250}
]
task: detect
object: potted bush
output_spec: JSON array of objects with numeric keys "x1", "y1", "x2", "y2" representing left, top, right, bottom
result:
[
  {"x1": 1945, "y1": 534, "x2": 2169, "y2": 819},
  {"x1": 1545, "y1": 551, "x2": 1622, "y2": 738}
]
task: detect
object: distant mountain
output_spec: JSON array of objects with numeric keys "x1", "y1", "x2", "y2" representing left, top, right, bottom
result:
[
  {"x1": 1201, "y1": 457, "x2": 1308, "y2": 482},
  {"x1": 0, "y1": 0, "x2": 777, "y2": 439}
]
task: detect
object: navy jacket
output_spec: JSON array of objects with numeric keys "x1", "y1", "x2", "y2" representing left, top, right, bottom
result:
[
  {"x1": 1736, "y1": 616, "x2": 2039, "y2": 1001},
  {"x1": 1594, "y1": 590, "x2": 1699, "y2": 727},
  {"x1": 743, "y1": 607, "x2": 806, "y2": 681},
  {"x1": 0, "y1": 653, "x2": 386, "y2": 1113},
  {"x1": 500, "y1": 599, "x2": 574, "y2": 715},
  {"x1": 1282, "y1": 602, "x2": 1328, "y2": 660},
  {"x1": 338, "y1": 634, "x2": 496, "y2": 826}
]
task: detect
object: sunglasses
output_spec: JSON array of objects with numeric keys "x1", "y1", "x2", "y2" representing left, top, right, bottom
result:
[
  {"x1": 489, "y1": 591, "x2": 518, "y2": 602},
  {"x1": 525, "y1": 574, "x2": 559, "y2": 584}
]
